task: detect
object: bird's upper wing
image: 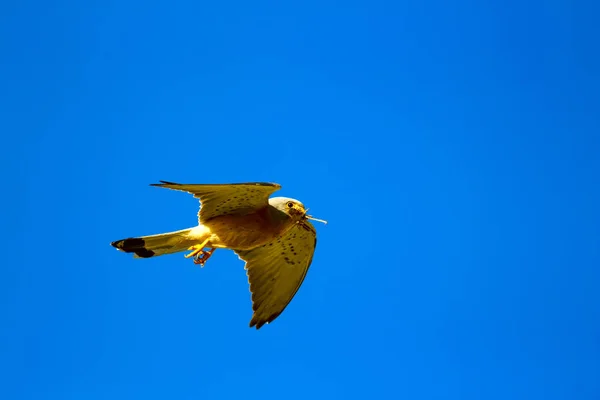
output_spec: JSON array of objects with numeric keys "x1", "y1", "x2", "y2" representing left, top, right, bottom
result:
[
  {"x1": 150, "y1": 181, "x2": 281, "y2": 222},
  {"x1": 234, "y1": 221, "x2": 317, "y2": 329}
]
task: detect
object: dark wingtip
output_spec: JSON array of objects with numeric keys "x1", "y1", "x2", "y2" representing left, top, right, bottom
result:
[
  {"x1": 251, "y1": 321, "x2": 264, "y2": 330},
  {"x1": 249, "y1": 319, "x2": 260, "y2": 329},
  {"x1": 249, "y1": 312, "x2": 281, "y2": 330},
  {"x1": 150, "y1": 180, "x2": 177, "y2": 187}
]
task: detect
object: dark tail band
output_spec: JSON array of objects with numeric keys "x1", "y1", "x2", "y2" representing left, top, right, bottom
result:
[{"x1": 111, "y1": 238, "x2": 156, "y2": 258}]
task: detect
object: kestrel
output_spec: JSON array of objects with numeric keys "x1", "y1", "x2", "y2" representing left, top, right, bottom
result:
[{"x1": 110, "y1": 181, "x2": 327, "y2": 329}]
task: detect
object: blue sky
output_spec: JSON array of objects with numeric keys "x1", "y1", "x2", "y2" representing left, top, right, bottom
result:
[{"x1": 1, "y1": 1, "x2": 599, "y2": 399}]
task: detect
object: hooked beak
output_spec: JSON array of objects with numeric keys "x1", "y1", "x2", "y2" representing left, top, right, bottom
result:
[{"x1": 304, "y1": 209, "x2": 328, "y2": 224}]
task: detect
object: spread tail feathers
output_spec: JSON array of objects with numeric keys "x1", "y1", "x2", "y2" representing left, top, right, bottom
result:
[{"x1": 111, "y1": 228, "x2": 195, "y2": 258}]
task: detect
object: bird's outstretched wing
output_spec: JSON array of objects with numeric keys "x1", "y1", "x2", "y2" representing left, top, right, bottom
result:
[
  {"x1": 150, "y1": 181, "x2": 281, "y2": 222},
  {"x1": 234, "y1": 221, "x2": 317, "y2": 329}
]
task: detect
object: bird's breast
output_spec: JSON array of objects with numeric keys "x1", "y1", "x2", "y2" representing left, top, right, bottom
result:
[{"x1": 204, "y1": 212, "x2": 290, "y2": 250}]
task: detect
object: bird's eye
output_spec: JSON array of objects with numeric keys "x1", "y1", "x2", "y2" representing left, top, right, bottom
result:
[{"x1": 287, "y1": 202, "x2": 294, "y2": 208}]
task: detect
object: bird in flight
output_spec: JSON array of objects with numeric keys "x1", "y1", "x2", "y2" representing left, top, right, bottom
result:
[{"x1": 110, "y1": 181, "x2": 327, "y2": 329}]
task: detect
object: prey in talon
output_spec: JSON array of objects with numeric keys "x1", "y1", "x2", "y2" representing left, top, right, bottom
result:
[
  {"x1": 183, "y1": 239, "x2": 215, "y2": 266},
  {"x1": 192, "y1": 247, "x2": 215, "y2": 266},
  {"x1": 110, "y1": 181, "x2": 327, "y2": 329}
]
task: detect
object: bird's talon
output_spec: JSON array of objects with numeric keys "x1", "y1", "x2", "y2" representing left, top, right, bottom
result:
[{"x1": 192, "y1": 248, "x2": 215, "y2": 267}]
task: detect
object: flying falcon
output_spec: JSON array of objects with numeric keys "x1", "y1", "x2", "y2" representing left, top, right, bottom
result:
[{"x1": 110, "y1": 181, "x2": 327, "y2": 329}]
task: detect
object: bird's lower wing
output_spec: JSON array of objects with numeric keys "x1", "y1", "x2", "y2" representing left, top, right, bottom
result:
[{"x1": 234, "y1": 221, "x2": 317, "y2": 329}]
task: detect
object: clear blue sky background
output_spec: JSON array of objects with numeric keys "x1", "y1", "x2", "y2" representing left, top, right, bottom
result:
[{"x1": 1, "y1": 1, "x2": 599, "y2": 399}]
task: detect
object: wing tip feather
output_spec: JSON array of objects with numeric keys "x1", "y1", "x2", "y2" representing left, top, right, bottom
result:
[
  {"x1": 150, "y1": 180, "x2": 177, "y2": 187},
  {"x1": 249, "y1": 311, "x2": 282, "y2": 330}
]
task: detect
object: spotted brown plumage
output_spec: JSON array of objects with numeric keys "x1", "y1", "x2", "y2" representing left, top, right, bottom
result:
[
  {"x1": 110, "y1": 181, "x2": 326, "y2": 329},
  {"x1": 149, "y1": 181, "x2": 281, "y2": 222},
  {"x1": 235, "y1": 221, "x2": 317, "y2": 329}
]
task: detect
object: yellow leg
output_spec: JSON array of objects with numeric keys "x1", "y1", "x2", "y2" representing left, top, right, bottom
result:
[{"x1": 184, "y1": 239, "x2": 210, "y2": 259}]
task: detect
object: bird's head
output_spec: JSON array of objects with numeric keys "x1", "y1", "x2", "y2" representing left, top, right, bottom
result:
[{"x1": 269, "y1": 197, "x2": 327, "y2": 225}]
